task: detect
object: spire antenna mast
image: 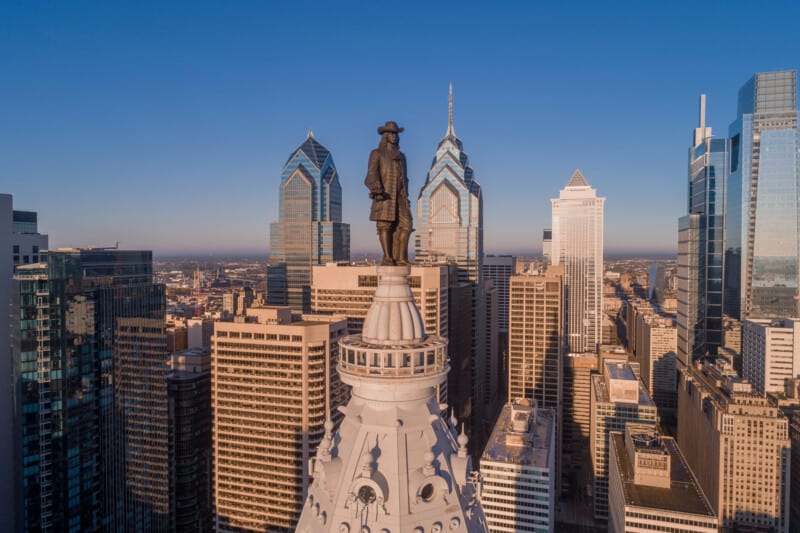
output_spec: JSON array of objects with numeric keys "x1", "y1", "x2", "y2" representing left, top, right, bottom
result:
[{"x1": 447, "y1": 82, "x2": 455, "y2": 137}]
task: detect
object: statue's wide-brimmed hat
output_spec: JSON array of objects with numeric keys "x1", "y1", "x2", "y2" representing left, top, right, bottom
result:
[{"x1": 377, "y1": 121, "x2": 404, "y2": 134}]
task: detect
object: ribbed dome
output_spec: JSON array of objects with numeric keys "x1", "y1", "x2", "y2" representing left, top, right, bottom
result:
[{"x1": 361, "y1": 266, "x2": 425, "y2": 345}]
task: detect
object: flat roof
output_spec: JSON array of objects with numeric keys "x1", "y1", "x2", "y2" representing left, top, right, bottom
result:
[
  {"x1": 611, "y1": 433, "x2": 715, "y2": 518},
  {"x1": 592, "y1": 374, "x2": 655, "y2": 407},
  {"x1": 481, "y1": 404, "x2": 553, "y2": 468}
]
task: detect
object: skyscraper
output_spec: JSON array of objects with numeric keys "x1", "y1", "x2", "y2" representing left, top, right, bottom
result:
[
  {"x1": 415, "y1": 85, "x2": 491, "y2": 453},
  {"x1": 551, "y1": 169, "x2": 605, "y2": 353},
  {"x1": 268, "y1": 132, "x2": 350, "y2": 311},
  {"x1": 11, "y1": 248, "x2": 166, "y2": 532},
  {"x1": 726, "y1": 70, "x2": 799, "y2": 320},
  {"x1": 677, "y1": 95, "x2": 727, "y2": 364},
  {"x1": 415, "y1": 84, "x2": 483, "y2": 283},
  {"x1": 211, "y1": 308, "x2": 347, "y2": 532},
  {"x1": 1, "y1": 194, "x2": 48, "y2": 527}
]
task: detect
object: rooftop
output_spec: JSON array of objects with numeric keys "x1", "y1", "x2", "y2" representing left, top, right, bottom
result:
[
  {"x1": 611, "y1": 432, "x2": 716, "y2": 518},
  {"x1": 481, "y1": 401, "x2": 554, "y2": 468}
]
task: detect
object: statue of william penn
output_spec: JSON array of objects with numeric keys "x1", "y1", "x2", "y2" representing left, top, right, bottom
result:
[{"x1": 364, "y1": 121, "x2": 413, "y2": 266}]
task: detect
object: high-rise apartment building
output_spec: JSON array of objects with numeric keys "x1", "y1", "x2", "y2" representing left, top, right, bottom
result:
[
  {"x1": 725, "y1": 70, "x2": 799, "y2": 320},
  {"x1": 608, "y1": 426, "x2": 717, "y2": 533},
  {"x1": 211, "y1": 307, "x2": 347, "y2": 532},
  {"x1": 415, "y1": 85, "x2": 483, "y2": 284},
  {"x1": 268, "y1": 132, "x2": 350, "y2": 311},
  {"x1": 677, "y1": 358, "x2": 791, "y2": 532},
  {"x1": 742, "y1": 318, "x2": 800, "y2": 395},
  {"x1": 551, "y1": 169, "x2": 605, "y2": 353},
  {"x1": 590, "y1": 361, "x2": 658, "y2": 521},
  {"x1": 1, "y1": 194, "x2": 48, "y2": 526},
  {"x1": 168, "y1": 348, "x2": 212, "y2": 533},
  {"x1": 480, "y1": 400, "x2": 555, "y2": 532},
  {"x1": 677, "y1": 95, "x2": 727, "y2": 364},
  {"x1": 11, "y1": 248, "x2": 166, "y2": 533}
]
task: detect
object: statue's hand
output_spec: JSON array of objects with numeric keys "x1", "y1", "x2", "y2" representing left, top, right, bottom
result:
[{"x1": 370, "y1": 191, "x2": 389, "y2": 201}]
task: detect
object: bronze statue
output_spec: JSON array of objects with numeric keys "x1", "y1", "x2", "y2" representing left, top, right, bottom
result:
[{"x1": 364, "y1": 121, "x2": 413, "y2": 266}]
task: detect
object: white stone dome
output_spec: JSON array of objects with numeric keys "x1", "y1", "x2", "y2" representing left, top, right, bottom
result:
[{"x1": 361, "y1": 266, "x2": 425, "y2": 345}]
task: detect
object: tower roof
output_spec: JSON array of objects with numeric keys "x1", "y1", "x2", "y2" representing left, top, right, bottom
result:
[
  {"x1": 566, "y1": 169, "x2": 590, "y2": 187},
  {"x1": 297, "y1": 266, "x2": 487, "y2": 533},
  {"x1": 288, "y1": 131, "x2": 331, "y2": 169}
]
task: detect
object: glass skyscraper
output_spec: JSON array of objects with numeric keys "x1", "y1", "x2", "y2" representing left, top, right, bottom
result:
[
  {"x1": 268, "y1": 132, "x2": 350, "y2": 312},
  {"x1": 415, "y1": 85, "x2": 483, "y2": 284},
  {"x1": 550, "y1": 170, "x2": 605, "y2": 354},
  {"x1": 726, "y1": 70, "x2": 799, "y2": 320},
  {"x1": 11, "y1": 249, "x2": 167, "y2": 533},
  {"x1": 677, "y1": 95, "x2": 727, "y2": 363}
]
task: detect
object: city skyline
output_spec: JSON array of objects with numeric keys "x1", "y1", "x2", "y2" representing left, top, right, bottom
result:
[{"x1": 3, "y1": 3, "x2": 800, "y2": 255}]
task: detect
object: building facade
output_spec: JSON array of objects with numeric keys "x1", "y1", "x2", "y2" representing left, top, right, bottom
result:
[
  {"x1": 742, "y1": 318, "x2": 800, "y2": 395},
  {"x1": 211, "y1": 307, "x2": 347, "y2": 532},
  {"x1": 562, "y1": 352, "x2": 598, "y2": 482},
  {"x1": 268, "y1": 132, "x2": 350, "y2": 311},
  {"x1": 637, "y1": 314, "x2": 678, "y2": 415},
  {"x1": 482, "y1": 255, "x2": 514, "y2": 333},
  {"x1": 480, "y1": 401, "x2": 555, "y2": 533},
  {"x1": 11, "y1": 249, "x2": 166, "y2": 533},
  {"x1": 168, "y1": 348, "x2": 212, "y2": 533},
  {"x1": 677, "y1": 359, "x2": 791, "y2": 532},
  {"x1": 508, "y1": 267, "x2": 564, "y2": 412},
  {"x1": 590, "y1": 361, "x2": 658, "y2": 521},
  {"x1": 608, "y1": 426, "x2": 717, "y2": 533},
  {"x1": 725, "y1": 70, "x2": 799, "y2": 320},
  {"x1": 551, "y1": 169, "x2": 605, "y2": 353},
  {"x1": 1, "y1": 194, "x2": 48, "y2": 527}
]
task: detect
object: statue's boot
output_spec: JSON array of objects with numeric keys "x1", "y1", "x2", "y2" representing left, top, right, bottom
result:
[
  {"x1": 394, "y1": 228, "x2": 411, "y2": 266},
  {"x1": 379, "y1": 229, "x2": 395, "y2": 266}
]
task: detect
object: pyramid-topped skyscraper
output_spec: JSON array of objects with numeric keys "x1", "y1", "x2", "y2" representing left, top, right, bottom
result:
[
  {"x1": 268, "y1": 132, "x2": 350, "y2": 311},
  {"x1": 551, "y1": 169, "x2": 605, "y2": 353}
]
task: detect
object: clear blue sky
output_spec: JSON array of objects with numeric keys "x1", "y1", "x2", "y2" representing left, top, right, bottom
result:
[{"x1": 2, "y1": 1, "x2": 799, "y2": 256}]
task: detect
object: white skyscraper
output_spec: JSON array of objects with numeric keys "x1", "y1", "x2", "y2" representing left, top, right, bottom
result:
[{"x1": 551, "y1": 170, "x2": 605, "y2": 353}]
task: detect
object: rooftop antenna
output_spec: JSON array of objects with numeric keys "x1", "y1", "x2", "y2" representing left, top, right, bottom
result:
[{"x1": 446, "y1": 82, "x2": 455, "y2": 137}]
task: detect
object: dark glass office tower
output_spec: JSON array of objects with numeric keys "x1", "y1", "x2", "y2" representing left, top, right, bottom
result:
[
  {"x1": 268, "y1": 132, "x2": 350, "y2": 311},
  {"x1": 726, "y1": 70, "x2": 799, "y2": 320},
  {"x1": 677, "y1": 95, "x2": 727, "y2": 363},
  {"x1": 12, "y1": 249, "x2": 167, "y2": 533}
]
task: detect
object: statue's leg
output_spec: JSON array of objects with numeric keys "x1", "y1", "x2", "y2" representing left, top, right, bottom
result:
[
  {"x1": 393, "y1": 200, "x2": 413, "y2": 265},
  {"x1": 378, "y1": 222, "x2": 395, "y2": 266}
]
